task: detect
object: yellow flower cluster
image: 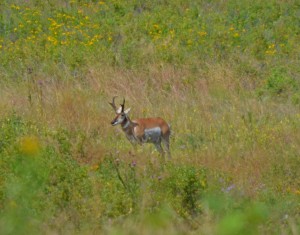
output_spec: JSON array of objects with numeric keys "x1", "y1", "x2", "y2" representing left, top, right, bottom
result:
[
  {"x1": 19, "y1": 136, "x2": 40, "y2": 156},
  {"x1": 2, "y1": 2, "x2": 112, "y2": 54},
  {"x1": 149, "y1": 24, "x2": 163, "y2": 41},
  {"x1": 265, "y1": 44, "x2": 276, "y2": 55},
  {"x1": 2, "y1": 1, "x2": 291, "y2": 62}
]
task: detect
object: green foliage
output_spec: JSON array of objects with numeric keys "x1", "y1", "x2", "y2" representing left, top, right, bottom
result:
[
  {"x1": 161, "y1": 165, "x2": 207, "y2": 217},
  {"x1": 0, "y1": 115, "x2": 28, "y2": 152},
  {"x1": 97, "y1": 156, "x2": 139, "y2": 218},
  {"x1": 0, "y1": 116, "x2": 46, "y2": 234},
  {"x1": 0, "y1": 115, "x2": 92, "y2": 234},
  {"x1": 0, "y1": 0, "x2": 300, "y2": 234},
  {"x1": 266, "y1": 68, "x2": 298, "y2": 95},
  {"x1": 0, "y1": 0, "x2": 300, "y2": 77},
  {"x1": 96, "y1": 157, "x2": 208, "y2": 220},
  {"x1": 44, "y1": 146, "x2": 92, "y2": 215},
  {"x1": 142, "y1": 205, "x2": 175, "y2": 230},
  {"x1": 216, "y1": 202, "x2": 268, "y2": 235},
  {"x1": 0, "y1": 152, "x2": 48, "y2": 235},
  {"x1": 0, "y1": 104, "x2": 299, "y2": 233}
]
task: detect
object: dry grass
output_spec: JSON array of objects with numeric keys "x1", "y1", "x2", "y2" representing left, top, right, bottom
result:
[
  {"x1": 2, "y1": 63, "x2": 298, "y2": 190},
  {"x1": 1, "y1": 1, "x2": 300, "y2": 234}
]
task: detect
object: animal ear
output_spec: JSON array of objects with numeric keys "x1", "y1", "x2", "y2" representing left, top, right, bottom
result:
[
  {"x1": 124, "y1": 108, "x2": 131, "y2": 114},
  {"x1": 116, "y1": 106, "x2": 122, "y2": 114}
]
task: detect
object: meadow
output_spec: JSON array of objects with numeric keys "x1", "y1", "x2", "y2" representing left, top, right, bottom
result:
[{"x1": 0, "y1": 0, "x2": 299, "y2": 234}]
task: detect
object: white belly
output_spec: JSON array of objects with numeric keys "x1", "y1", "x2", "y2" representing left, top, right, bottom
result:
[{"x1": 143, "y1": 127, "x2": 161, "y2": 143}]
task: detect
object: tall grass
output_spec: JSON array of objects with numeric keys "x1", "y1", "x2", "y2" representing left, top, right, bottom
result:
[{"x1": 0, "y1": 0, "x2": 299, "y2": 234}]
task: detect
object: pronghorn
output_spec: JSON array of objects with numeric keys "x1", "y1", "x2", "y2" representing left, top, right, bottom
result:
[{"x1": 109, "y1": 97, "x2": 171, "y2": 158}]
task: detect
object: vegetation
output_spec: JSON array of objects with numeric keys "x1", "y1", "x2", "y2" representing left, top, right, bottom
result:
[{"x1": 0, "y1": 0, "x2": 299, "y2": 234}]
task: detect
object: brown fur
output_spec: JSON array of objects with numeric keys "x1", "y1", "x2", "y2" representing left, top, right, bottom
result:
[
  {"x1": 132, "y1": 117, "x2": 170, "y2": 138},
  {"x1": 110, "y1": 98, "x2": 171, "y2": 158}
]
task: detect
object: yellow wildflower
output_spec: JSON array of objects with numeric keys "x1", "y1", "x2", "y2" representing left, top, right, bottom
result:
[
  {"x1": 198, "y1": 31, "x2": 207, "y2": 37},
  {"x1": 11, "y1": 4, "x2": 20, "y2": 10},
  {"x1": 233, "y1": 32, "x2": 240, "y2": 38},
  {"x1": 19, "y1": 136, "x2": 40, "y2": 156},
  {"x1": 87, "y1": 41, "x2": 94, "y2": 46}
]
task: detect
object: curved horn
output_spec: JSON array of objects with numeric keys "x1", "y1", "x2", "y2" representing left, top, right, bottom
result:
[{"x1": 109, "y1": 96, "x2": 118, "y2": 112}]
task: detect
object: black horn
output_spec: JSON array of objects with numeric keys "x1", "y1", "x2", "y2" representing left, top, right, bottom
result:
[
  {"x1": 120, "y1": 98, "x2": 125, "y2": 112},
  {"x1": 109, "y1": 96, "x2": 118, "y2": 112}
]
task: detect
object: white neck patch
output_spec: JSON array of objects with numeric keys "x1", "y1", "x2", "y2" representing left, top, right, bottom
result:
[{"x1": 122, "y1": 120, "x2": 130, "y2": 129}]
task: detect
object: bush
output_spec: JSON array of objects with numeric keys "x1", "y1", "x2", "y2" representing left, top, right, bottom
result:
[
  {"x1": 257, "y1": 68, "x2": 298, "y2": 98},
  {"x1": 0, "y1": 115, "x2": 92, "y2": 233},
  {"x1": 158, "y1": 164, "x2": 207, "y2": 218},
  {"x1": 265, "y1": 68, "x2": 298, "y2": 95}
]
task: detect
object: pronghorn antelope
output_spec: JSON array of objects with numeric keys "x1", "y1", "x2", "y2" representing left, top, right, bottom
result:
[{"x1": 109, "y1": 97, "x2": 171, "y2": 158}]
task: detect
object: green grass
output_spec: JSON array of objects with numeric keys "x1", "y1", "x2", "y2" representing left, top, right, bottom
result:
[{"x1": 0, "y1": 0, "x2": 300, "y2": 234}]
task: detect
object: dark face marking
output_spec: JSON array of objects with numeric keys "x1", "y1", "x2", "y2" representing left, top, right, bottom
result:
[{"x1": 111, "y1": 113, "x2": 126, "y2": 126}]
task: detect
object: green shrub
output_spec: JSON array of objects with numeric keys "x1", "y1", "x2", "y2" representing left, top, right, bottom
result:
[
  {"x1": 256, "y1": 67, "x2": 299, "y2": 101},
  {"x1": 97, "y1": 156, "x2": 139, "y2": 218},
  {"x1": 216, "y1": 202, "x2": 268, "y2": 235},
  {"x1": 0, "y1": 115, "x2": 92, "y2": 233},
  {"x1": 265, "y1": 68, "x2": 298, "y2": 95},
  {"x1": 160, "y1": 165, "x2": 207, "y2": 217}
]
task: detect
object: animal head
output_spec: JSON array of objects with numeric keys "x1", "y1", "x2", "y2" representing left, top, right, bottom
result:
[{"x1": 109, "y1": 96, "x2": 131, "y2": 126}]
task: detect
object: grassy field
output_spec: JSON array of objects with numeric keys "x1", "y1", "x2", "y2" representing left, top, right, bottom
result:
[{"x1": 0, "y1": 0, "x2": 299, "y2": 234}]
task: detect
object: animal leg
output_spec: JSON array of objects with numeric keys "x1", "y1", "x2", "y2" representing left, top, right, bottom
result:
[
  {"x1": 162, "y1": 134, "x2": 171, "y2": 159},
  {"x1": 154, "y1": 142, "x2": 165, "y2": 158}
]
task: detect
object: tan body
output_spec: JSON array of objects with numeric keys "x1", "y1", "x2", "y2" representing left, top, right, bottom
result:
[
  {"x1": 110, "y1": 97, "x2": 171, "y2": 158},
  {"x1": 131, "y1": 118, "x2": 170, "y2": 142}
]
